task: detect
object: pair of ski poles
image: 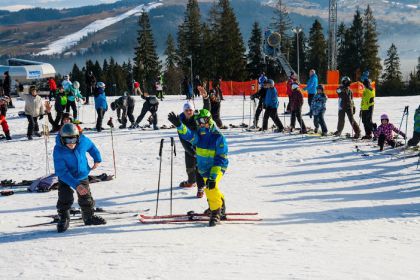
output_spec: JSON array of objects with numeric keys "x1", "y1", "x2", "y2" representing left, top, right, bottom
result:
[{"x1": 155, "y1": 137, "x2": 176, "y2": 217}]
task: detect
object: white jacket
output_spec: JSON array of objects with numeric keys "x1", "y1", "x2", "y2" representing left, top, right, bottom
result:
[{"x1": 23, "y1": 94, "x2": 45, "y2": 117}]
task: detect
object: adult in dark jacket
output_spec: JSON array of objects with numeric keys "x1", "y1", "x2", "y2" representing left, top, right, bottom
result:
[
  {"x1": 193, "y1": 75, "x2": 202, "y2": 98},
  {"x1": 94, "y1": 82, "x2": 108, "y2": 132},
  {"x1": 131, "y1": 91, "x2": 159, "y2": 130},
  {"x1": 177, "y1": 101, "x2": 205, "y2": 197},
  {"x1": 250, "y1": 80, "x2": 268, "y2": 128},
  {"x1": 182, "y1": 76, "x2": 192, "y2": 100},
  {"x1": 53, "y1": 123, "x2": 105, "y2": 233},
  {"x1": 85, "y1": 71, "x2": 96, "y2": 105},
  {"x1": 289, "y1": 83, "x2": 307, "y2": 133},
  {"x1": 262, "y1": 80, "x2": 284, "y2": 132},
  {"x1": 202, "y1": 88, "x2": 225, "y2": 129},
  {"x1": 334, "y1": 76, "x2": 361, "y2": 138},
  {"x1": 2, "y1": 71, "x2": 13, "y2": 108},
  {"x1": 111, "y1": 93, "x2": 136, "y2": 129}
]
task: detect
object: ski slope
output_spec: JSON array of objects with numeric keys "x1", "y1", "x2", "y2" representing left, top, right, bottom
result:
[
  {"x1": 1, "y1": 95, "x2": 420, "y2": 279},
  {"x1": 37, "y1": 1, "x2": 163, "y2": 55}
]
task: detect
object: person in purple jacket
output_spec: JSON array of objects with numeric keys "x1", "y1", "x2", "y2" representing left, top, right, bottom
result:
[{"x1": 53, "y1": 123, "x2": 105, "y2": 233}]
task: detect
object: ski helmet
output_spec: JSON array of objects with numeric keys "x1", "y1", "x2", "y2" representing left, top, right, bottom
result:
[
  {"x1": 291, "y1": 83, "x2": 299, "y2": 90},
  {"x1": 73, "y1": 81, "x2": 80, "y2": 89},
  {"x1": 194, "y1": 109, "x2": 212, "y2": 126},
  {"x1": 110, "y1": 101, "x2": 117, "y2": 111},
  {"x1": 60, "y1": 123, "x2": 79, "y2": 145},
  {"x1": 268, "y1": 79, "x2": 275, "y2": 86},
  {"x1": 380, "y1": 114, "x2": 389, "y2": 121},
  {"x1": 96, "y1": 82, "x2": 106, "y2": 88},
  {"x1": 317, "y1": 84, "x2": 324, "y2": 91},
  {"x1": 62, "y1": 112, "x2": 74, "y2": 123},
  {"x1": 64, "y1": 75, "x2": 70, "y2": 80},
  {"x1": 363, "y1": 79, "x2": 371, "y2": 88},
  {"x1": 341, "y1": 76, "x2": 351, "y2": 87},
  {"x1": 134, "y1": 81, "x2": 140, "y2": 88}
]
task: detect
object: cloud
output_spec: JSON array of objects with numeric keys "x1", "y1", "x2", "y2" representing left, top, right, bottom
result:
[{"x1": 0, "y1": 5, "x2": 34, "y2": 11}]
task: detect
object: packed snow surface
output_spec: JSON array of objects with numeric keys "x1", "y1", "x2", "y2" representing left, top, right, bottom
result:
[
  {"x1": 37, "y1": 1, "x2": 163, "y2": 55},
  {"x1": 1, "y1": 95, "x2": 420, "y2": 279}
]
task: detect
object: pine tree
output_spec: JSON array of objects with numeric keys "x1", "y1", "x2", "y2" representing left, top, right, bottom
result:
[
  {"x1": 200, "y1": 23, "x2": 217, "y2": 82},
  {"x1": 361, "y1": 5, "x2": 381, "y2": 81},
  {"x1": 337, "y1": 22, "x2": 353, "y2": 79},
  {"x1": 247, "y1": 21, "x2": 264, "y2": 79},
  {"x1": 177, "y1": 0, "x2": 202, "y2": 77},
  {"x1": 379, "y1": 44, "x2": 403, "y2": 96},
  {"x1": 214, "y1": 0, "x2": 247, "y2": 80},
  {"x1": 349, "y1": 9, "x2": 364, "y2": 80},
  {"x1": 164, "y1": 34, "x2": 183, "y2": 95},
  {"x1": 134, "y1": 11, "x2": 161, "y2": 94},
  {"x1": 307, "y1": 20, "x2": 327, "y2": 82},
  {"x1": 270, "y1": 0, "x2": 292, "y2": 55}
]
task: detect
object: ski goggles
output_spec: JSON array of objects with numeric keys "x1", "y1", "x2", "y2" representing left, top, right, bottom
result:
[
  {"x1": 62, "y1": 136, "x2": 79, "y2": 144},
  {"x1": 195, "y1": 117, "x2": 210, "y2": 126}
]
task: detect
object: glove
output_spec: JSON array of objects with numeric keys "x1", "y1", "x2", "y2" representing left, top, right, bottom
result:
[
  {"x1": 207, "y1": 179, "x2": 216, "y2": 190},
  {"x1": 39, "y1": 114, "x2": 44, "y2": 120},
  {"x1": 168, "y1": 112, "x2": 181, "y2": 127},
  {"x1": 309, "y1": 113, "x2": 312, "y2": 119}
]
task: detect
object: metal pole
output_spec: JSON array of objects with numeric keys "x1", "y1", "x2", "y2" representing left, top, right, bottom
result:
[
  {"x1": 297, "y1": 31, "x2": 300, "y2": 80},
  {"x1": 155, "y1": 139, "x2": 164, "y2": 217}
]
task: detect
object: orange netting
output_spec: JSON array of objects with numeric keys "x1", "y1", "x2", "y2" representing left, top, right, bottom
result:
[{"x1": 215, "y1": 80, "x2": 375, "y2": 98}]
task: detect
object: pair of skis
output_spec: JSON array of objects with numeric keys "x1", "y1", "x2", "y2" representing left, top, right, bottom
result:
[{"x1": 139, "y1": 211, "x2": 262, "y2": 224}]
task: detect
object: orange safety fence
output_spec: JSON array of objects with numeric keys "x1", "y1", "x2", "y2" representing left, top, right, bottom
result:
[{"x1": 215, "y1": 80, "x2": 375, "y2": 98}]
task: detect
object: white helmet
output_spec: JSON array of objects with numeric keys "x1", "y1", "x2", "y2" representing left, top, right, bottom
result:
[
  {"x1": 291, "y1": 83, "x2": 299, "y2": 90},
  {"x1": 73, "y1": 81, "x2": 80, "y2": 89}
]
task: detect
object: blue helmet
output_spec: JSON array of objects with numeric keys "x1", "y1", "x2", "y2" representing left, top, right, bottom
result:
[{"x1": 96, "y1": 82, "x2": 106, "y2": 88}]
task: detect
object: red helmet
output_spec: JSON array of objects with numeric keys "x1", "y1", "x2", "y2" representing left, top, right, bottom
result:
[{"x1": 134, "y1": 82, "x2": 140, "y2": 89}]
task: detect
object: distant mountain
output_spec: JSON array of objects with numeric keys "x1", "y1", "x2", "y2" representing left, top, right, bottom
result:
[{"x1": 0, "y1": 0, "x2": 418, "y2": 75}]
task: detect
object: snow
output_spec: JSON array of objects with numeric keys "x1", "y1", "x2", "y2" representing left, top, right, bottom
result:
[
  {"x1": 36, "y1": 1, "x2": 163, "y2": 56},
  {"x1": 1, "y1": 94, "x2": 420, "y2": 279}
]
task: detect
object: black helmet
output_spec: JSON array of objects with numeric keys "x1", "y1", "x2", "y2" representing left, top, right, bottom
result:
[
  {"x1": 60, "y1": 123, "x2": 79, "y2": 145},
  {"x1": 341, "y1": 76, "x2": 351, "y2": 87},
  {"x1": 363, "y1": 79, "x2": 371, "y2": 88},
  {"x1": 316, "y1": 84, "x2": 324, "y2": 91}
]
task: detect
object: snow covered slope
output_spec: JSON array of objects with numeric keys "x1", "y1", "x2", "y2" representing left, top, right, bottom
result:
[
  {"x1": 0, "y1": 95, "x2": 419, "y2": 279},
  {"x1": 37, "y1": 1, "x2": 163, "y2": 55}
]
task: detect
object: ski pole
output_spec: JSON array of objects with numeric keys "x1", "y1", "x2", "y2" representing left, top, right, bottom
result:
[
  {"x1": 43, "y1": 114, "x2": 50, "y2": 176},
  {"x1": 249, "y1": 96, "x2": 252, "y2": 128},
  {"x1": 170, "y1": 137, "x2": 176, "y2": 215},
  {"x1": 107, "y1": 117, "x2": 117, "y2": 178},
  {"x1": 396, "y1": 106, "x2": 409, "y2": 141},
  {"x1": 242, "y1": 91, "x2": 245, "y2": 128},
  {"x1": 155, "y1": 138, "x2": 164, "y2": 217},
  {"x1": 283, "y1": 102, "x2": 286, "y2": 127},
  {"x1": 417, "y1": 153, "x2": 420, "y2": 169},
  {"x1": 403, "y1": 107, "x2": 409, "y2": 160}
]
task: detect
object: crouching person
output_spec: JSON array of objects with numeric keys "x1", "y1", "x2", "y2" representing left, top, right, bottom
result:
[{"x1": 53, "y1": 123, "x2": 105, "y2": 233}]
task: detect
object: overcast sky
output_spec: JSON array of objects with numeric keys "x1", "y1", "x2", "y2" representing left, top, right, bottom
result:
[{"x1": 0, "y1": 0, "x2": 119, "y2": 11}]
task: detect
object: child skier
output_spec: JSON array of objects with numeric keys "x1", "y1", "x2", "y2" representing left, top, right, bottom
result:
[
  {"x1": 250, "y1": 80, "x2": 267, "y2": 129},
  {"x1": 262, "y1": 79, "x2": 284, "y2": 132},
  {"x1": 310, "y1": 84, "x2": 328, "y2": 135},
  {"x1": 407, "y1": 105, "x2": 420, "y2": 147},
  {"x1": 94, "y1": 82, "x2": 108, "y2": 132},
  {"x1": 0, "y1": 97, "x2": 11, "y2": 140},
  {"x1": 110, "y1": 93, "x2": 136, "y2": 129},
  {"x1": 289, "y1": 83, "x2": 307, "y2": 134},
  {"x1": 53, "y1": 123, "x2": 105, "y2": 233},
  {"x1": 22, "y1": 86, "x2": 45, "y2": 140},
  {"x1": 203, "y1": 88, "x2": 225, "y2": 129},
  {"x1": 168, "y1": 109, "x2": 228, "y2": 226},
  {"x1": 374, "y1": 114, "x2": 406, "y2": 151},
  {"x1": 131, "y1": 90, "x2": 159, "y2": 130},
  {"x1": 66, "y1": 81, "x2": 84, "y2": 121},
  {"x1": 360, "y1": 79, "x2": 375, "y2": 139}
]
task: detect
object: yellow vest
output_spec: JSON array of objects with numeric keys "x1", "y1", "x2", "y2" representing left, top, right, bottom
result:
[{"x1": 361, "y1": 88, "x2": 375, "y2": 111}]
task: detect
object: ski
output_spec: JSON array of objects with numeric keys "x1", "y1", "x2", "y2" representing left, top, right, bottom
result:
[
  {"x1": 35, "y1": 207, "x2": 150, "y2": 218},
  {"x1": 140, "y1": 212, "x2": 258, "y2": 220},
  {"x1": 139, "y1": 217, "x2": 262, "y2": 224}
]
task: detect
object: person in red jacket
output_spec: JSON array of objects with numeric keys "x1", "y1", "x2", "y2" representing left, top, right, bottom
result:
[
  {"x1": 289, "y1": 83, "x2": 307, "y2": 133},
  {"x1": 0, "y1": 97, "x2": 11, "y2": 140},
  {"x1": 286, "y1": 72, "x2": 297, "y2": 114},
  {"x1": 48, "y1": 78, "x2": 57, "y2": 101}
]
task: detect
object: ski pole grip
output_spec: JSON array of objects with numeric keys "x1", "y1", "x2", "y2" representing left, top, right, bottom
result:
[{"x1": 159, "y1": 139, "x2": 164, "y2": 157}]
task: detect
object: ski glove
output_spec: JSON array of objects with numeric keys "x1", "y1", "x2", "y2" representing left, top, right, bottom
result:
[
  {"x1": 207, "y1": 179, "x2": 216, "y2": 190},
  {"x1": 39, "y1": 114, "x2": 44, "y2": 120},
  {"x1": 168, "y1": 112, "x2": 181, "y2": 127}
]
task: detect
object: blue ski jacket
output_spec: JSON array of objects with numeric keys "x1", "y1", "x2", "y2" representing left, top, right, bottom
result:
[
  {"x1": 264, "y1": 87, "x2": 279, "y2": 109},
  {"x1": 177, "y1": 122, "x2": 228, "y2": 180},
  {"x1": 94, "y1": 88, "x2": 108, "y2": 111},
  {"x1": 53, "y1": 134, "x2": 102, "y2": 189},
  {"x1": 305, "y1": 74, "x2": 318, "y2": 95}
]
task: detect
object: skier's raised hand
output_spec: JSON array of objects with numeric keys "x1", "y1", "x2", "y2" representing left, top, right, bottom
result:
[
  {"x1": 198, "y1": 86, "x2": 207, "y2": 98},
  {"x1": 168, "y1": 112, "x2": 181, "y2": 127}
]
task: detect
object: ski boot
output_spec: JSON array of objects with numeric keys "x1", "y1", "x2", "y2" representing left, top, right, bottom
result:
[
  {"x1": 333, "y1": 131, "x2": 341, "y2": 137},
  {"x1": 220, "y1": 199, "x2": 226, "y2": 220},
  {"x1": 361, "y1": 135, "x2": 372, "y2": 140},
  {"x1": 321, "y1": 132, "x2": 328, "y2": 137},
  {"x1": 119, "y1": 124, "x2": 126, "y2": 129},
  {"x1": 153, "y1": 125, "x2": 160, "y2": 130},
  {"x1": 34, "y1": 132, "x2": 42, "y2": 137},
  {"x1": 57, "y1": 210, "x2": 70, "y2": 233},
  {"x1": 5, "y1": 132, "x2": 11, "y2": 140},
  {"x1": 82, "y1": 209, "x2": 107, "y2": 226},
  {"x1": 179, "y1": 181, "x2": 196, "y2": 188},
  {"x1": 314, "y1": 128, "x2": 318, "y2": 134},
  {"x1": 209, "y1": 208, "x2": 221, "y2": 227},
  {"x1": 196, "y1": 187, "x2": 204, "y2": 198},
  {"x1": 27, "y1": 135, "x2": 33, "y2": 140}
]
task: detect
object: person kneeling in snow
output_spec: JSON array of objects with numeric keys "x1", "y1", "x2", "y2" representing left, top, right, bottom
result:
[
  {"x1": 53, "y1": 123, "x2": 105, "y2": 233},
  {"x1": 168, "y1": 109, "x2": 228, "y2": 227},
  {"x1": 374, "y1": 114, "x2": 406, "y2": 151}
]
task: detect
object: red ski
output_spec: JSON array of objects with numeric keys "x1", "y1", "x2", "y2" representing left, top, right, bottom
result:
[
  {"x1": 139, "y1": 216, "x2": 262, "y2": 224},
  {"x1": 140, "y1": 212, "x2": 258, "y2": 220}
]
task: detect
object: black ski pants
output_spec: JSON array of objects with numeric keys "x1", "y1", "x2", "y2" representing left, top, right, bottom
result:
[
  {"x1": 408, "y1": 131, "x2": 420, "y2": 146},
  {"x1": 66, "y1": 100, "x2": 78, "y2": 120},
  {"x1": 291, "y1": 108, "x2": 306, "y2": 131},
  {"x1": 313, "y1": 111, "x2": 327, "y2": 133},
  {"x1": 361, "y1": 106, "x2": 374, "y2": 136},
  {"x1": 254, "y1": 99, "x2": 263, "y2": 127},
  {"x1": 26, "y1": 115, "x2": 39, "y2": 137},
  {"x1": 56, "y1": 179, "x2": 94, "y2": 213},
  {"x1": 136, "y1": 102, "x2": 158, "y2": 126},
  {"x1": 262, "y1": 107, "x2": 284, "y2": 131},
  {"x1": 378, "y1": 134, "x2": 396, "y2": 150},
  {"x1": 96, "y1": 108, "x2": 105, "y2": 132}
]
